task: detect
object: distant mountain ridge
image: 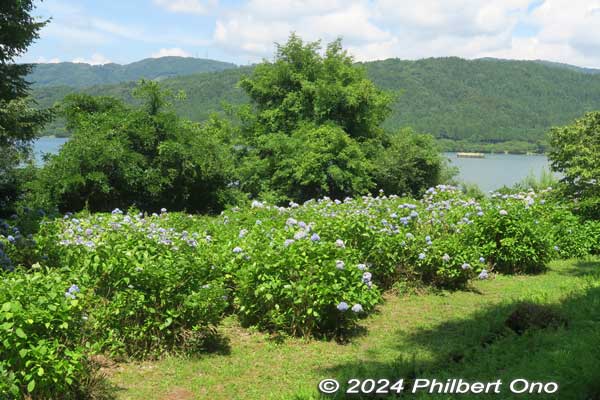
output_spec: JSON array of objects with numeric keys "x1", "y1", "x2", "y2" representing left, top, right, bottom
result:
[
  {"x1": 30, "y1": 56, "x2": 600, "y2": 152},
  {"x1": 26, "y1": 56, "x2": 238, "y2": 88},
  {"x1": 477, "y1": 57, "x2": 600, "y2": 74}
]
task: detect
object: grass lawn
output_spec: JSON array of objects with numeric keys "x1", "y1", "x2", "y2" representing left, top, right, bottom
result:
[{"x1": 108, "y1": 258, "x2": 600, "y2": 400}]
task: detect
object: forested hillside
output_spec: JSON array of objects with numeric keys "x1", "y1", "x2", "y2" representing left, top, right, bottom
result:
[
  {"x1": 31, "y1": 57, "x2": 600, "y2": 152},
  {"x1": 26, "y1": 56, "x2": 237, "y2": 88}
]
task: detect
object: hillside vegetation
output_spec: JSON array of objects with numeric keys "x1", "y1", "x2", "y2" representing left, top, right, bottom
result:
[
  {"x1": 31, "y1": 56, "x2": 600, "y2": 151},
  {"x1": 26, "y1": 56, "x2": 237, "y2": 88}
]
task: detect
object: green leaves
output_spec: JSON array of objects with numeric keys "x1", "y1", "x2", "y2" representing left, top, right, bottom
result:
[
  {"x1": 548, "y1": 111, "x2": 600, "y2": 220},
  {"x1": 34, "y1": 83, "x2": 236, "y2": 214},
  {"x1": 15, "y1": 327, "x2": 27, "y2": 339},
  {"x1": 0, "y1": 268, "x2": 89, "y2": 397}
]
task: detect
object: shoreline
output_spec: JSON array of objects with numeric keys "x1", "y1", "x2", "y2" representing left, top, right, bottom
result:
[{"x1": 37, "y1": 136, "x2": 547, "y2": 156}]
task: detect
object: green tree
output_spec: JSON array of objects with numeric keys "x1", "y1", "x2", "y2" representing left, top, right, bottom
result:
[
  {"x1": 548, "y1": 112, "x2": 600, "y2": 219},
  {"x1": 0, "y1": 0, "x2": 52, "y2": 214},
  {"x1": 236, "y1": 34, "x2": 390, "y2": 202},
  {"x1": 239, "y1": 33, "x2": 391, "y2": 140},
  {"x1": 239, "y1": 123, "x2": 374, "y2": 203},
  {"x1": 236, "y1": 34, "x2": 446, "y2": 202},
  {"x1": 373, "y1": 128, "x2": 444, "y2": 196},
  {"x1": 33, "y1": 81, "x2": 235, "y2": 213}
]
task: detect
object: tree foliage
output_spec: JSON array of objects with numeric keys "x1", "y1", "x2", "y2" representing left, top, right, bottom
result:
[
  {"x1": 32, "y1": 81, "x2": 235, "y2": 213},
  {"x1": 373, "y1": 129, "x2": 444, "y2": 197},
  {"x1": 239, "y1": 33, "x2": 391, "y2": 141},
  {"x1": 548, "y1": 112, "x2": 600, "y2": 219},
  {"x1": 236, "y1": 34, "x2": 440, "y2": 202},
  {"x1": 0, "y1": 0, "x2": 52, "y2": 214}
]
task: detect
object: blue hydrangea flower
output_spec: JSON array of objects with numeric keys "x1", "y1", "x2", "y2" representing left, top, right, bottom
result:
[
  {"x1": 337, "y1": 302, "x2": 349, "y2": 312},
  {"x1": 554, "y1": 245, "x2": 559, "y2": 251},
  {"x1": 7, "y1": 235, "x2": 15, "y2": 243},
  {"x1": 284, "y1": 239, "x2": 295, "y2": 247},
  {"x1": 335, "y1": 260, "x2": 345, "y2": 270},
  {"x1": 461, "y1": 263, "x2": 471, "y2": 270},
  {"x1": 478, "y1": 269, "x2": 489, "y2": 280},
  {"x1": 357, "y1": 263, "x2": 367, "y2": 271},
  {"x1": 310, "y1": 233, "x2": 320, "y2": 242},
  {"x1": 362, "y1": 272, "x2": 372, "y2": 283},
  {"x1": 351, "y1": 304, "x2": 363, "y2": 313},
  {"x1": 68, "y1": 284, "x2": 80, "y2": 293},
  {"x1": 233, "y1": 246, "x2": 243, "y2": 254},
  {"x1": 442, "y1": 253, "x2": 451, "y2": 262},
  {"x1": 406, "y1": 232, "x2": 414, "y2": 240},
  {"x1": 239, "y1": 229, "x2": 248, "y2": 238},
  {"x1": 294, "y1": 231, "x2": 307, "y2": 240},
  {"x1": 479, "y1": 257, "x2": 485, "y2": 263},
  {"x1": 111, "y1": 208, "x2": 123, "y2": 215},
  {"x1": 499, "y1": 209, "x2": 508, "y2": 216},
  {"x1": 418, "y1": 253, "x2": 426, "y2": 260},
  {"x1": 286, "y1": 218, "x2": 298, "y2": 226},
  {"x1": 335, "y1": 239, "x2": 345, "y2": 248}
]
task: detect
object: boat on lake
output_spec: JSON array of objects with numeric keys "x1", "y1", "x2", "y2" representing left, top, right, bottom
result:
[{"x1": 456, "y1": 152, "x2": 485, "y2": 158}]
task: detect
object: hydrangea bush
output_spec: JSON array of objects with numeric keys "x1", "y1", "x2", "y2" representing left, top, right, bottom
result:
[
  {"x1": 233, "y1": 221, "x2": 381, "y2": 336},
  {"x1": 0, "y1": 268, "x2": 90, "y2": 398},
  {"x1": 33, "y1": 210, "x2": 229, "y2": 357},
  {"x1": 6, "y1": 184, "x2": 586, "y2": 346}
]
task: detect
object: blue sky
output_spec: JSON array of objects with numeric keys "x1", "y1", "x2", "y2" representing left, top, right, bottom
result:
[{"x1": 19, "y1": 0, "x2": 600, "y2": 68}]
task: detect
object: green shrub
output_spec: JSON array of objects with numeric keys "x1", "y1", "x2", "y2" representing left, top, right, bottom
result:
[
  {"x1": 465, "y1": 197, "x2": 552, "y2": 273},
  {"x1": 409, "y1": 232, "x2": 485, "y2": 288},
  {"x1": 373, "y1": 129, "x2": 444, "y2": 197},
  {"x1": 35, "y1": 211, "x2": 229, "y2": 357},
  {"x1": 32, "y1": 85, "x2": 235, "y2": 214},
  {"x1": 233, "y1": 221, "x2": 381, "y2": 337},
  {"x1": 0, "y1": 268, "x2": 92, "y2": 398},
  {"x1": 545, "y1": 207, "x2": 596, "y2": 258}
]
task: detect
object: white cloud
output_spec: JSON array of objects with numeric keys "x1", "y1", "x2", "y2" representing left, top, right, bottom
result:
[
  {"x1": 213, "y1": 0, "x2": 390, "y2": 61},
  {"x1": 477, "y1": 0, "x2": 600, "y2": 68},
  {"x1": 25, "y1": 0, "x2": 600, "y2": 68},
  {"x1": 152, "y1": 47, "x2": 192, "y2": 58},
  {"x1": 209, "y1": 0, "x2": 600, "y2": 68},
  {"x1": 72, "y1": 53, "x2": 112, "y2": 65},
  {"x1": 154, "y1": 0, "x2": 218, "y2": 15},
  {"x1": 35, "y1": 56, "x2": 61, "y2": 64}
]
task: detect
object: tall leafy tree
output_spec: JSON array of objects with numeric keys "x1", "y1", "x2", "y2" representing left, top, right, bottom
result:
[
  {"x1": 548, "y1": 112, "x2": 600, "y2": 219},
  {"x1": 237, "y1": 34, "x2": 393, "y2": 202},
  {"x1": 237, "y1": 34, "x2": 444, "y2": 202},
  {"x1": 239, "y1": 33, "x2": 391, "y2": 140},
  {"x1": 0, "y1": 0, "x2": 52, "y2": 213}
]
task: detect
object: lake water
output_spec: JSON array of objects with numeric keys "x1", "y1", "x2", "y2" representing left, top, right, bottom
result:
[
  {"x1": 32, "y1": 138, "x2": 553, "y2": 193},
  {"x1": 33, "y1": 137, "x2": 69, "y2": 164},
  {"x1": 443, "y1": 152, "x2": 553, "y2": 192}
]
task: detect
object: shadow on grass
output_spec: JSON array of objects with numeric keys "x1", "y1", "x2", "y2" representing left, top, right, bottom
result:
[
  {"x1": 315, "y1": 284, "x2": 600, "y2": 400},
  {"x1": 556, "y1": 259, "x2": 600, "y2": 277},
  {"x1": 198, "y1": 330, "x2": 232, "y2": 355}
]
